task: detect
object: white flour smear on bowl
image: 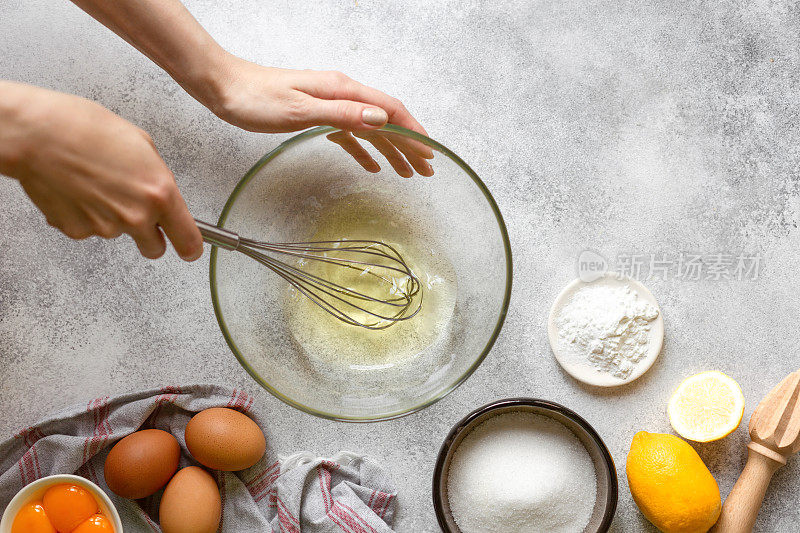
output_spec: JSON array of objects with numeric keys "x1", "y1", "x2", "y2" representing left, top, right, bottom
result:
[
  {"x1": 556, "y1": 284, "x2": 658, "y2": 380},
  {"x1": 446, "y1": 412, "x2": 596, "y2": 533}
]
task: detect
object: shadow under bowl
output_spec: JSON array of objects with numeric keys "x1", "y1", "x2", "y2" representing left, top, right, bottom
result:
[{"x1": 432, "y1": 398, "x2": 618, "y2": 532}]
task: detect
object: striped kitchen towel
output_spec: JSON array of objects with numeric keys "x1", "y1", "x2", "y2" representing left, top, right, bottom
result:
[{"x1": 0, "y1": 384, "x2": 397, "y2": 532}]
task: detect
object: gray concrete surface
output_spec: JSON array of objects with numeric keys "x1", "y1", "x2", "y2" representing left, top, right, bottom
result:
[{"x1": 1, "y1": 0, "x2": 799, "y2": 530}]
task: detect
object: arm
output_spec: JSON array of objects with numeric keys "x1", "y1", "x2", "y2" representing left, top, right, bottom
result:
[
  {"x1": 67, "y1": 0, "x2": 225, "y2": 112},
  {"x1": 0, "y1": 80, "x2": 202, "y2": 260},
  {"x1": 2, "y1": 3, "x2": 434, "y2": 262},
  {"x1": 69, "y1": 0, "x2": 434, "y2": 176}
]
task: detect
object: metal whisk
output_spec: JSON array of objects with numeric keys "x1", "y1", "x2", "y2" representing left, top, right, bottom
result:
[{"x1": 196, "y1": 220, "x2": 422, "y2": 330}]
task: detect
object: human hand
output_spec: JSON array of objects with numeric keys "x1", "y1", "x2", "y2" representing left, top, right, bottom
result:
[
  {"x1": 66, "y1": 1, "x2": 433, "y2": 177},
  {"x1": 0, "y1": 82, "x2": 203, "y2": 261},
  {"x1": 206, "y1": 56, "x2": 434, "y2": 177}
]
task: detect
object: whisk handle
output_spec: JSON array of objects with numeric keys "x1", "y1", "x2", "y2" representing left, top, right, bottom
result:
[{"x1": 194, "y1": 219, "x2": 240, "y2": 251}]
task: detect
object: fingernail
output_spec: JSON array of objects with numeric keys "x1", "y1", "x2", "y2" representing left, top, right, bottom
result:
[{"x1": 362, "y1": 107, "x2": 388, "y2": 126}]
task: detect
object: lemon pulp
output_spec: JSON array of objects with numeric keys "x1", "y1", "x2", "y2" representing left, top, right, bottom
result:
[{"x1": 667, "y1": 371, "x2": 744, "y2": 442}]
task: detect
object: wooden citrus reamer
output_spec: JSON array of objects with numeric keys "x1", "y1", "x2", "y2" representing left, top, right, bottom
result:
[{"x1": 713, "y1": 369, "x2": 800, "y2": 532}]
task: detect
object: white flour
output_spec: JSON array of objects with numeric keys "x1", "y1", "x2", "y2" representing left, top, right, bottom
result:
[{"x1": 556, "y1": 284, "x2": 658, "y2": 379}]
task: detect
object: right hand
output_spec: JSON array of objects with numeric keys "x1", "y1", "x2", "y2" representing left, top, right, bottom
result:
[
  {"x1": 203, "y1": 57, "x2": 435, "y2": 177},
  {"x1": 1, "y1": 82, "x2": 203, "y2": 261}
]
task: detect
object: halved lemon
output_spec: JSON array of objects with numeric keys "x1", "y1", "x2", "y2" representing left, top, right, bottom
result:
[{"x1": 667, "y1": 371, "x2": 745, "y2": 442}]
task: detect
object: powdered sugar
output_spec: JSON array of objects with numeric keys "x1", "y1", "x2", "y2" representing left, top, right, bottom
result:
[{"x1": 556, "y1": 283, "x2": 659, "y2": 380}]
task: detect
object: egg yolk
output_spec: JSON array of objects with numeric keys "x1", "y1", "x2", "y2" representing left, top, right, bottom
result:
[
  {"x1": 42, "y1": 484, "x2": 98, "y2": 533},
  {"x1": 11, "y1": 501, "x2": 56, "y2": 533},
  {"x1": 72, "y1": 514, "x2": 114, "y2": 532}
]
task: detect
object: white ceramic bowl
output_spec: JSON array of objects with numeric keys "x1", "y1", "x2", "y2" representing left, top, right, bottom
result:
[
  {"x1": 0, "y1": 474, "x2": 123, "y2": 532},
  {"x1": 547, "y1": 273, "x2": 664, "y2": 387}
]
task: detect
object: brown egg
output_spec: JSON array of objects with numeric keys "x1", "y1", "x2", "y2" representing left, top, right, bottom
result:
[
  {"x1": 103, "y1": 429, "x2": 180, "y2": 499},
  {"x1": 159, "y1": 466, "x2": 221, "y2": 533},
  {"x1": 184, "y1": 407, "x2": 266, "y2": 471}
]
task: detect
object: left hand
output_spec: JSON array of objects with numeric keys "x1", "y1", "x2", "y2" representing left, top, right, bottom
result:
[{"x1": 206, "y1": 55, "x2": 434, "y2": 177}]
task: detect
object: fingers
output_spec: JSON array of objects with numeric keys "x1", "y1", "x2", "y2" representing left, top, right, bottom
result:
[
  {"x1": 129, "y1": 225, "x2": 167, "y2": 259},
  {"x1": 297, "y1": 71, "x2": 434, "y2": 159},
  {"x1": 327, "y1": 131, "x2": 380, "y2": 173},
  {"x1": 354, "y1": 132, "x2": 413, "y2": 178},
  {"x1": 54, "y1": 214, "x2": 94, "y2": 240},
  {"x1": 381, "y1": 132, "x2": 434, "y2": 177},
  {"x1": 327, "y1": 130, "x2": 433, "y2": 178},
  {"x1": 311, "y1": 97, "x2": 436, "y2": 175},
  {"x1": 98, "y1": 180, "x2": 201, "y2": 262},
  {"x1": 303, "y1": 98, "x2": 388, "y2": 131},
  {"x1": 381, "y1": 129, "x2": 435, "y2": 162},
  {"x1": 157, "y1": 189, "x2": 204, "y2": 262}
]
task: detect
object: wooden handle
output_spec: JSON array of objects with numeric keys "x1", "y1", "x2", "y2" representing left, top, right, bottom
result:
[{"x1": 713, "y1": 446, "x2": 784, "y2": 532}]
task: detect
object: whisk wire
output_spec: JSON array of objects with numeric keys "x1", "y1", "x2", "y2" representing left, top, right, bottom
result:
[
  {"x1": 197, "y1": 220, "x2": 423, "y2": 329},
  {"x1": 241, "y1": 250, "x2": 380, "y2": 328},
  {"x1": 240, "y1": 247, "x2": 416, "y2": 309},
  {"x1": 213, "y1": 232, "x2": 422, "y2": 329},
  {"x1": 241, "y1": 240, "x2": 415, "y2": 279},
  {"x1": 240, "y1": 247, "x2": 421, "y2": 329}
]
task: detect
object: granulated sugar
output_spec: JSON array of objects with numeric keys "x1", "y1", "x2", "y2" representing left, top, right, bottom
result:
[{"x1": 447, "y1": 412, "x2": 596, "y2": 533}]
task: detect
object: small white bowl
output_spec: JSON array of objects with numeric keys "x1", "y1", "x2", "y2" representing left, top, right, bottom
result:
[
  {"x1": 0, "y1": 474, "x2": 123, "y2": 532},
  {"x1": 547, "y1": 273, "x2": 664, "y2": 387}
]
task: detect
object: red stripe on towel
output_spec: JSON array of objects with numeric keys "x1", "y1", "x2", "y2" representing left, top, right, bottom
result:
[
  {"x1": 245, "y1": 460, "x2": 279, "y2": 488},
  {"x1": 276, "y1": 496, "x2": 301, "y2": 533},
  {"x1": 31, "y1": 444, "x2": 42, "y2": 479},
  {"x1": 379, "y1": 493, "x2": 394, "y2": 518},
  {"x1": 255, "y1": 486, "x2": 277, "y2": 505},
  {"x1": 331, "y1": 503, "x2": 369, "y2": 533},
  {"x1": 328, "y1": 509, "x2": 353, "y2": 533},
  {"x1": 318, "y1": 466, "x2": 333, "y2": 512},
  {"x1": 338, "y1": 502, "x2": 379, "y2": 533},
  {"x1": 152, "y1": 385, "x2": 181, "y2": 421},
  {"x1": 226, "y1": 388, "x2": 253, "y2": 413},
  {"x1": 16, "y1": 427, "x2": 46, "y2": 480},
  {"x1": 367, "y1": 489, "x2": 375, "y2": 509},
  {"x1": 369, "y1": 491, "x2": 385, "y2": 516},
  {"x1": 227, "y1": 388, "x2": 238, "y2": 408},
  {"x1": 247, "y1": 462, "x2": 281, "y2": 500},
  {"x1": 81, "y1": 396, "x2": 110, "y2": 483}
]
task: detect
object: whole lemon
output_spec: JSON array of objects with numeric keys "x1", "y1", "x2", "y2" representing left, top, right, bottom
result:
[{"x1": 626, "y1": 432, "x2": 721, "y2": 533}]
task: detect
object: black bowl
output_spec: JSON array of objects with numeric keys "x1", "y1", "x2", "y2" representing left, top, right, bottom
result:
[{"x1": 432, "y1": 398, "x2": 618, "y2": 532}]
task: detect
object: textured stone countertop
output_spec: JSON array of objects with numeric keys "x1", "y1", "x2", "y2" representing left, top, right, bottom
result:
[{"x1": 2, "y1": 0, "x2": 799, "y2": 530}]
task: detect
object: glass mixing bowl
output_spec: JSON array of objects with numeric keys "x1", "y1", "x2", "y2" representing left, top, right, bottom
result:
[{"x1": 210, "y1": 125, "x2": 511, "y2": 421}]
